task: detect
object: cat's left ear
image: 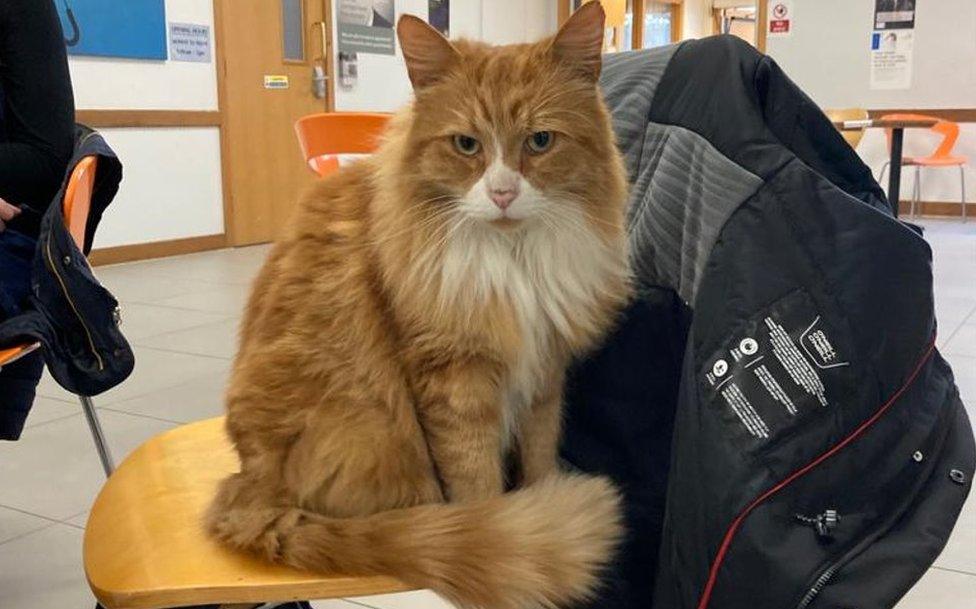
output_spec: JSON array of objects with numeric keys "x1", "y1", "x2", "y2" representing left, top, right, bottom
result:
[
  {"x1": 398, "y1": 14, "x2": 461, "y2": 90},
  {"x1": 549, "y1": 1, "x2": 606, "y2": 82}
]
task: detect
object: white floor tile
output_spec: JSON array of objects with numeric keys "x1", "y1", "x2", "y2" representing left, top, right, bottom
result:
[
  {"x1": 312, "y1": 601, "x2": 376, "y2": 609},
  {"x1": 935, "y1": 296, "x2": 976, "y2": 345},
  {"x1": 132, "y1": 317, "x2": 240, "y2": 360},
  {"x1": 108, "y1": 363, "x2": 230, "y2": 423},
  {"x1": 22, "y1": 396, "x2": 79, "y2": 428},
  {"x1": 117, "y1": 246, "x2": 267, "y2": 285},
  {"x1": 95, "y1": 267, "x2": 217, "y2": 305},
  {"x1": 945, "y1": 324, "x2": 976, "y2": 358},
  {"x1": 347, "y1": 590, "x2": 456, "y2": 609},
  {"x1": 63, "y1": 510, "x2": 88, "y2": 530},
  {"x1": 0, "y1": 506, "x2": 55, "y2": 544},
  {"x1": 935, "y1": 488, "x2": 976, "y2": 575},
  {"x1": 0, "y1": 523, "x2": 94, "y2": 609},
  {"x1": 895, "y1": 567, "x2": 976, "y2": 608},
  {"x1": 116, "y1": 302, "x2": 229, "y2": 341},
  {"x1": 0, "y1": 410, "x2": 174, "y2": 520},
  {"x1": 36, "y1": 344, "x2": 230, "y2": 406},
  {"x1": 153, "y1": 282, "x2": 252, "y2": 315}
]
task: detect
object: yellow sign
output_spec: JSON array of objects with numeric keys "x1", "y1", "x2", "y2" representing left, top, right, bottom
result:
[{"x1": 263, "y1": 75, "x2": 289, "y2": 89}]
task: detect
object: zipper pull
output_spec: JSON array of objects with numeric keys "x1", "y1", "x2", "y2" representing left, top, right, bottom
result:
[{"x1": 796, "y1": 509, "x2": 841, "y2": 541}]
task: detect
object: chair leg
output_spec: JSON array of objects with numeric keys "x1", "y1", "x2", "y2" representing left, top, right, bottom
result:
[
  {"x1": 961, "y1": 165, "x2": 967, "y2": 223},
  {"x1": 878, "y1": 161, "x2": 890, "y2": 185},
  {"x1": 80, "y1": 396, "x2": 115, "y2": 477},
  {"x1": 911, "y1": 166, "x2": 920, "y2": 218}
]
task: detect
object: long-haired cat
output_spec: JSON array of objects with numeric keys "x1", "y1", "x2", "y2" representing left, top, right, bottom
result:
[{"x1": 207, "y1": 4, "x2": 630, "y2": 608}]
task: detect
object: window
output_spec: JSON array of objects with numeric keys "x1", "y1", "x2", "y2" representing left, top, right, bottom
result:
[
  {"x1": 565, "y1": 0, "x2": 681, "y2": 52},
  {"x1": 642, "y1": 2, "x2": 673, "y2": 48},
  {"x1": 281, "y1": 0, "x2": 305, "y2": 62}
]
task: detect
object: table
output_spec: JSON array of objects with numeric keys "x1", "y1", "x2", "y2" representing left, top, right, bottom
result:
[{"x1": 833, "y1": 117, "x2": 938, "y2": 218}]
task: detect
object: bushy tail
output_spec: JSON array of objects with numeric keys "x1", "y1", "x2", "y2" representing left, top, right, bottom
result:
[{"x1": 207, "y1": 473, "x2": 623, "y2": 609}]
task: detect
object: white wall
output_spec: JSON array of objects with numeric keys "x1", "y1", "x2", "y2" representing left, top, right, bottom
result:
[
  {"x1": 765, "y1": 0, "x2": 976, "y2": 206},
  {"x1": 682, "y1": 0, "x2": 714, "y2": 40},
  {"x1": 93, "y1": 128, "x2": 225, "y2": 248},
  {"x1": 70, "y1": 0, "x2": 223, "y2": 249},
  {"x1": 332, "y1": 0, "x2": 557, "y2": 112}
]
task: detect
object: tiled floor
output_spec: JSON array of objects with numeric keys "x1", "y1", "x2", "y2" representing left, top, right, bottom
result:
[{"x1": 1, "y1": 219, "x2": 974, "y2": 609}]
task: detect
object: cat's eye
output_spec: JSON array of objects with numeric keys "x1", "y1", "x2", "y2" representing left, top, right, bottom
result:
[
  {"x1": 452, "y1": 135, "x2": 481, "y2": 156},
  {"x1": 526, "y1": 131, "x2": 554, "y2": 154}
]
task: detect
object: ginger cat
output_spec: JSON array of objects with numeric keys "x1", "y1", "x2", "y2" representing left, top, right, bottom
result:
[{"x1": 207, "y1": 4, "x2": 630, "y2": 608}]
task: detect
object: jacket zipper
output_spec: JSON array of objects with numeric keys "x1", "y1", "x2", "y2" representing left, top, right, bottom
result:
[
  {"x1": 44, "y1": 235, "x2": 105, "y2": 371},
  {"x1": 793, "y1": 379, "x2": 954, "y2": 609},
  {"x1": 696, "y1": 338, "x2": 938, "y2": 609},
  {"x1": 795, "y1": 565, "x2": 838, "y2": 609}
]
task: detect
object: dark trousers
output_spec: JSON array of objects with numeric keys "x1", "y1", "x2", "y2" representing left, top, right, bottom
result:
[{"x1": 0, "y1": 228, "x2": 44, "y2": 441}]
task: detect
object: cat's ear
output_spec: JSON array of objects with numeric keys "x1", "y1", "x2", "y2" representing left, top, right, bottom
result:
[
  {"x1": 550, "y1": 1, "x2": 606, "y2": 82},
  {"x1": 397, "y1": 14, "x2": 461, "y2": 90}
]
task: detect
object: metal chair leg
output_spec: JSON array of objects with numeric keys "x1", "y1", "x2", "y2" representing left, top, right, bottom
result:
[
  {"x1": 878, "y1": 161, "x2": 890, "y2": 185},
  {"x1": 80, "y1": 396, "x2": 115, "y2": 477},
  {"x1": 910, "y1": 166, "x2": 920, "y2": 218},
  {"x1": 961, "y1": 165, "x2": 967, "y2": 222}
]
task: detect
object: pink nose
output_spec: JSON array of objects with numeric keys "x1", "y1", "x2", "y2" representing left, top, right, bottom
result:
[{"x1": 489, "y1": 189, "x2": 518, "y2": 210}]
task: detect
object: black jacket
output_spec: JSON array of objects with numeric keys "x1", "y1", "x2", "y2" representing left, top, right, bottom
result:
[
  {"x1": 563, "y1": 37, "x2": 974, "y2": 609},
  {"x1": 0, "y1": 0, "x2": 76, "y2": 232},
  {"x1": 0, "y1": 126, "x2": 132, "y2": 413}
]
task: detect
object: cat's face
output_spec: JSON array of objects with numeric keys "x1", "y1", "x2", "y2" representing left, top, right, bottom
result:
[{"x1": 396, "y1": 2, "x2": 619, "y2": 232}]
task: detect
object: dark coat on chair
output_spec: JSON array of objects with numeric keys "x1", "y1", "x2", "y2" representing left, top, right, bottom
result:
[{"x1": 0, "y1": 126, "x2": 132, "y2": 438}]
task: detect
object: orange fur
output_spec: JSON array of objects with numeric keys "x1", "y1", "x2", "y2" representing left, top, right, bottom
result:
[{"x1": 208, "y1": 4, "x2": 631, "y2": 608}]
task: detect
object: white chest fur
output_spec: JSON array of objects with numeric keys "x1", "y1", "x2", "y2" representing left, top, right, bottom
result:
[{"x1": 438, "y1": 218, "x2": 625, "y2": 451}]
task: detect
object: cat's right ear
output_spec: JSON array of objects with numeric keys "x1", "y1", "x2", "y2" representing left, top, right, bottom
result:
[
  {"x1": 397, "y1": 14, "x2": 460, "y2": 90},
  {"x1": 550, "y1": 0, "x2": 606, "y2": 82}
]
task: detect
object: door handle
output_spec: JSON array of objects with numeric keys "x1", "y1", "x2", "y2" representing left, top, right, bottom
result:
[
  {"x1": 310, "y1": 20, "x2": 329, "y2": 64},
  {"x1": 309, "y1": 20, "x2": 329, "y2": 100}
]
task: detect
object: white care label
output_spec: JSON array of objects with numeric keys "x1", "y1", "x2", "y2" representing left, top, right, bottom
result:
[{"x1": 703, "y1": 290, "x2": 852, "y2": 446}]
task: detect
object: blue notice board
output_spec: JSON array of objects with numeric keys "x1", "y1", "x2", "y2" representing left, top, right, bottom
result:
[{"x1": 56, "y1": 0, "x2": 167, "y2": 60}]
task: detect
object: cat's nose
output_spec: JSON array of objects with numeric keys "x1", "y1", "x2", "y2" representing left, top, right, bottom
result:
[{"x1": 489, "y1": 188, "x2": 518, "y2": 210}]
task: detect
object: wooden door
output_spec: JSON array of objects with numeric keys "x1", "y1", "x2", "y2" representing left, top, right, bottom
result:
[{"x1": 216, "y1": 0, "x2": 335, "y2": 245}]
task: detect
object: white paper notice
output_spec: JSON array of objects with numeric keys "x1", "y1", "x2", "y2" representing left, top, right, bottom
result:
[
  {"x1": 768, "y1": 0, "x2": 793, "y2": 38},
  {"x1": 169, "y1": 23, "x2": 211, "y2": 63},
  {"x1": 870, "y1": 29, "x2": 914, "y2": 90}
]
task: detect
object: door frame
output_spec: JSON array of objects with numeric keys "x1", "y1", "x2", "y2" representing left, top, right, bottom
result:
[{"x1": 212, "y1": 0, "x2": 335, "y2": 246}]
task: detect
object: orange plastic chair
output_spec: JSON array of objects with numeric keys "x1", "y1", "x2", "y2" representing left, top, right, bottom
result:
[
  {"x1": 0, "y1": 156, "x2": 115, "y2": 475},
  {"x1": 879, "y1": 113, "x2": 968, "y2": 221},
  {"x1": 294, "y1": 112, "x2": 391, "y2": 177}
]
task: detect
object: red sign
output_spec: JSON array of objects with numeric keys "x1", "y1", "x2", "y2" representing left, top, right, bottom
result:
[{"x1": 770, "y1": 19, "x2": 790, "y2": 33}]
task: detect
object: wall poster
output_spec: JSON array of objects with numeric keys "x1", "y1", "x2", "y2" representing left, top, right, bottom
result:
[
  {"x1": 56, "y1": 0, "x2": 167, "y2": 60},
  {"x1": 428, "y1": 0, "x2": 449, "y2": 37},
  {"x1": 337, "y1": 0, "x2": 396, "y2": 56},
  {"x1": 870, "y1": 0, "x2": 917, "y2": 90},
  {"x1": 873, "y1": 0, "x2": 916, "y2": 30}
]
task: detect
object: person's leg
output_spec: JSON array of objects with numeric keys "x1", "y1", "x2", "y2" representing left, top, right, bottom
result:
[{"x1": 0, "y1": 228, "x2": 44, "y2": 441}]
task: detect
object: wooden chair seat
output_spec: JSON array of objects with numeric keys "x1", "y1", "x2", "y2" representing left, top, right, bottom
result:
[{"x1": 84, "y1": 416, "x2": 411, "y2": 609}]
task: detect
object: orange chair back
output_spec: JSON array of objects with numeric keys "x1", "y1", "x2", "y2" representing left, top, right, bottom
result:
[
  {"x1": 64, "y1": 156, "x2": 98, "y2": 250},
  {"x1": 294, "y1": 112, "x2": 391, "y2": 177},
  {"x1": 880, "y1": 113, "x2": 960, "y2": 160}
]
